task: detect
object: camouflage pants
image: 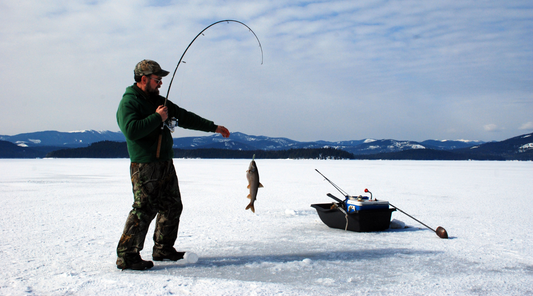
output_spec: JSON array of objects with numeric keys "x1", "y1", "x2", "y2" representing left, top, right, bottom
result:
[{"x1": 117, "y1": 160, "x2": 183, "y2": 258}]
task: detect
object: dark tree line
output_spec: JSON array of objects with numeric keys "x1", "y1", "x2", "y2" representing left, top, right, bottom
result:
[
  {"x1": 46, "y1": 141, "x2": 355, "y2": 159},
  {"x1": 34, "y1": 139, "x2": 533, "y2": 161}
]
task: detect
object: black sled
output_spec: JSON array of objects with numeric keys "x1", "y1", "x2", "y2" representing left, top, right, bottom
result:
[
  {"x1": 311, "y1": 201, "x2": 395, "y2": 232},
  {"x1": 313, "y1": 170, "x2": 395, "y2": 232}
]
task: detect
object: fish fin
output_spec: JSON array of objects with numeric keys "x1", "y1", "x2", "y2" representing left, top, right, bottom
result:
[
  {"x1": 247, "y1": 194, "x2": 251, "y2": 199},
  {"x1": 245, "y1": 202, "x2": 255, "y2": 213},
  {"x1": 247, "y1": 184, "x2": 250, "y2": 189},
  {"x1": 259, "y1": 183, "x2": 264, "y2": 188}
]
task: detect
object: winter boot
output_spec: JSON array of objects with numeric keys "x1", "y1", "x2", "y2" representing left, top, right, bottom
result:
[
  {"x1": 116, "y1": 253, "x2": 154, "y2": 270},
  {"x1": 152, "y1": 247, "x2": 185, "y2": 261}
]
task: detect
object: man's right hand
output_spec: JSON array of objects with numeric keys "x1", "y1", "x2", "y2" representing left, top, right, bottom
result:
[{"x1": 156, "y1": 105, "x2": 168, "y2": 122}]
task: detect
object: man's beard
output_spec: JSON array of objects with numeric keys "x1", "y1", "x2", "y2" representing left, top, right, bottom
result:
[{"x1": 146, "y1": 82, "x2": 159, "y2": 95}]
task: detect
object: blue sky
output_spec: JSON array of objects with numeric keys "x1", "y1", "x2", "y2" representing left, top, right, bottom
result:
[{"x1": 1, "y1": 0, "x2": 532, "y2": 141}]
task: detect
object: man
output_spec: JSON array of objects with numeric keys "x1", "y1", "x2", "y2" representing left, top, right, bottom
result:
[{"x1": 116, "y1": 59, "x2": 230, "y2": 270}]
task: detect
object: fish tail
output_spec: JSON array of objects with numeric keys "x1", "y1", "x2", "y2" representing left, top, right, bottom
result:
[{"x1": 245, "y1": 202, "x2": 255, "y2": 213}]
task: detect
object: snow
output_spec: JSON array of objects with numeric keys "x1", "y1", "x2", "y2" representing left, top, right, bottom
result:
[
  {"x1": 1, "y1": 158, "x2": 532, "y2": 295},
  {"x1": 410, "y1": 144, "x2": 425, "y2": 149},
  {"x1": 387, "y1": 141, "x2": 424, "y2": 150},
  {"x1": 519, "y1": 143, "x2": 533, "y2": 152}
]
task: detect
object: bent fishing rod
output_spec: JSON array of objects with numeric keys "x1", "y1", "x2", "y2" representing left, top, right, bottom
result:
[{"x1": 156, "y1": 20, "x2": 263, "y2": 158}]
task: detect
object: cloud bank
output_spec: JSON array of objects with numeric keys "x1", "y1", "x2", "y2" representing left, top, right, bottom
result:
[{"x1": 1, "y1": 0, "x2": 532, "y2": 141}]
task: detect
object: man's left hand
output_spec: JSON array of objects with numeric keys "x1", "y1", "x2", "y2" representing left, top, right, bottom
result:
[{"x1": 216, "y1": 126, "x2": 230, "y2": 138}]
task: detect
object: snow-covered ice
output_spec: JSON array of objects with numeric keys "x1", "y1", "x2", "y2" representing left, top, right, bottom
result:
[{"x1": 1, "y1": 158, "x2": 532, "y2": 295}]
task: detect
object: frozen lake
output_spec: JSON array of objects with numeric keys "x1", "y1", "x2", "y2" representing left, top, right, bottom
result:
[{"x1": 1, "y1": 158, "x2": 532, "y2": 295}]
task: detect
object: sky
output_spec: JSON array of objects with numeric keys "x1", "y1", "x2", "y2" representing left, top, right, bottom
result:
[{"x1": 1, "y1": 0, "x2": 532, "y2": 142}]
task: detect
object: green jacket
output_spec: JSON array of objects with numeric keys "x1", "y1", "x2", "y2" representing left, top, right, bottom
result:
[{"x1": 117, "y1": 85, "x2": 217, "y2": 163}]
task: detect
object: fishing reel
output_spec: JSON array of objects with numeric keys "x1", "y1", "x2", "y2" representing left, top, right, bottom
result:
[{"x1": 163, "y1": 117, "x2": 178, "y2": 133}]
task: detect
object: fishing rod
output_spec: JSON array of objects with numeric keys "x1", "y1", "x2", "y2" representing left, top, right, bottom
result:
[
  {"x1": 386, "y1": 202, "x2": 448, "y2": 239},
  {"x1": 156, "y1": 20, "x2": 264, "y2": 158},
  {"x1": 156, "y1": 20, "x2": 263, "y2": 158},
  {"x1": 165, "y1": 19, "x2": 263, "y2": 105},
  {"x1": 315, "y1": 169, "x2": 349, "y2": 197}
]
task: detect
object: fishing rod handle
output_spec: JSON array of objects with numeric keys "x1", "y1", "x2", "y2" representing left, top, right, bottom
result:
[{"x1": 156, "y1": 134, "x2": 162, "y2": 159}]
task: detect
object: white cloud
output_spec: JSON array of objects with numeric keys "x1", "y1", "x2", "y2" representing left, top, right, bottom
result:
[
  {"x1": 484, "y1": 124, "x2": 506, "y2": 132},
  {"x1": 519, "y1": 122, "x2": 533, "y2": 130}
]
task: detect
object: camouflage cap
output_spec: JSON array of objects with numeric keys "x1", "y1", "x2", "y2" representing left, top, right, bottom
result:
[{"x1": 134, "y1": 59, "x2": 170, "y2": 77}]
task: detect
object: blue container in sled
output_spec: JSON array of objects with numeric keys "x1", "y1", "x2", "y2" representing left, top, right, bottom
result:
[
  {"x1": 311, "y1": 202, "x2": 395, "y2": 232},
  {"x1": 345, "y1": 198, "x2": 390, "y2": 212}
]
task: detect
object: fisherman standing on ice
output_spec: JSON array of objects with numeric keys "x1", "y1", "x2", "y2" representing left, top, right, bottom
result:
[{"x1": 115, "y1": 59, "x2": 230, "y2": 270}]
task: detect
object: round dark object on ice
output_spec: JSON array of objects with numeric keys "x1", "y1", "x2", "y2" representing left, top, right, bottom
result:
[{"x1": 436, "y1": 226, "x2": 448, "y2": 239}]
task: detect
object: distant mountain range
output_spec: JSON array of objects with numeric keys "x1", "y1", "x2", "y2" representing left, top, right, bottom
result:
[
  {"x1": 172, "y1": 132, "x2": 486, "y2": 155},
  {"x1": 0, "y1": 130, "x2": 126, "y2": 148},
  {"x1": 1, "y1": 130, "x2": 532, "y2": 160}
]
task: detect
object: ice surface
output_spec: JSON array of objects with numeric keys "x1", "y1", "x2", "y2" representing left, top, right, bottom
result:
[{"x1": 1, "y1": 159, "x2": 532, "y2": 295}]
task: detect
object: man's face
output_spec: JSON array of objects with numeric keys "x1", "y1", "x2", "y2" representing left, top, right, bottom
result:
[{"x1": 145, "y1": 75, "x2": 162, "y2": 94}]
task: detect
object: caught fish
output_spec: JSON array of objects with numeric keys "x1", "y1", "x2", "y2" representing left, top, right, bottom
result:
[{"x1": 246, "y1": 158, "x2": 263, "y2": 213}]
